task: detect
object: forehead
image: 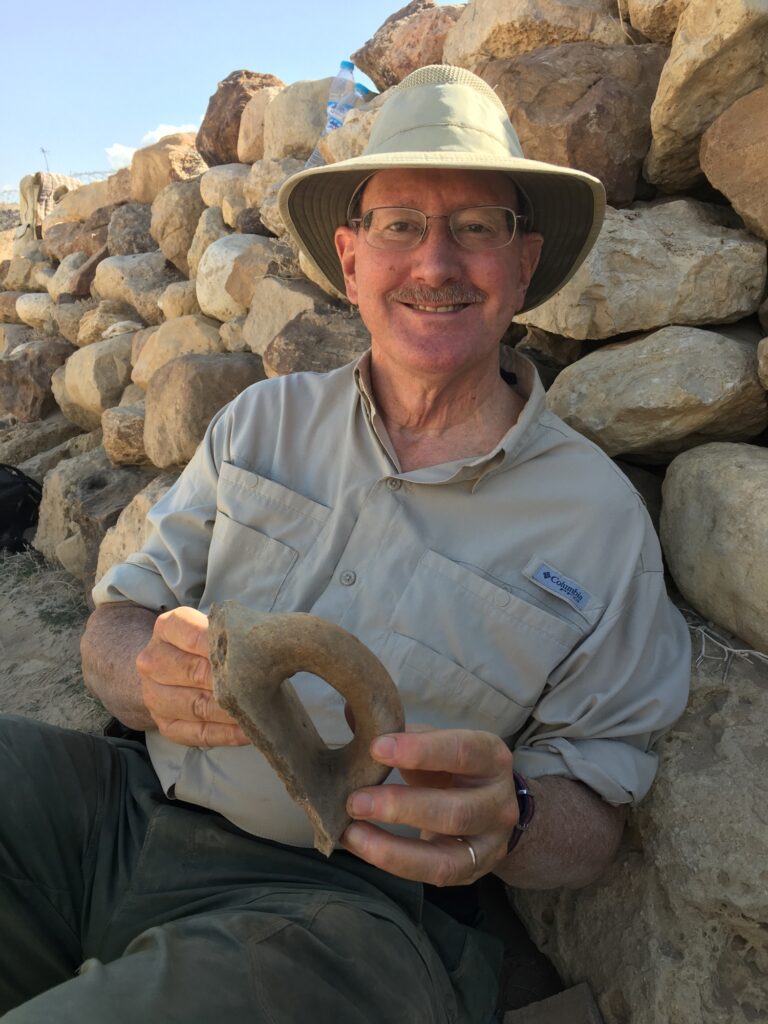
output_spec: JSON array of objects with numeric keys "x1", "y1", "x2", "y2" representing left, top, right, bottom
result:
[{"x1": 360, "y1": 168, "x2": 519, "y2": 210}]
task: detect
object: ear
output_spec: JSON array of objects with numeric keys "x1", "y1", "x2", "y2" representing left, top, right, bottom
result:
[
  {"x1": 514, "y1": 232, "x2": 544, "y2": 310},
  {"x1": 334, "y1": 226, "x2": 359, "y2": 305}
]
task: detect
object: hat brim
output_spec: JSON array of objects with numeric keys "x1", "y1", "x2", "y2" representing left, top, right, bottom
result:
[{"x1": 278, "y1": 152, "x2": 606, "y2": 314}]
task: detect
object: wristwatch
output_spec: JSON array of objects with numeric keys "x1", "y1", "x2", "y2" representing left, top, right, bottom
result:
[{"x1": 507, "y1": 770, "x2": 535, "y2": 854}]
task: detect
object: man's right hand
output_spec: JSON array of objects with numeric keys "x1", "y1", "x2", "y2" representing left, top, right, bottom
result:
[{"x1": 136, "y1": 606, "x2": 250, "y2": 748}]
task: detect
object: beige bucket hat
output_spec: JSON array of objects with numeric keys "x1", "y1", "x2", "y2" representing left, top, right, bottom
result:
[{"x1": 278, "y1": 65, "x2": 606, "y2": 314}]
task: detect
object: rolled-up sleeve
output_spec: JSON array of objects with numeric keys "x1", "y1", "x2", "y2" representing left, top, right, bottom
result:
[{"x1": 513, "y1": 567, "x2": 691, "y2": 805}]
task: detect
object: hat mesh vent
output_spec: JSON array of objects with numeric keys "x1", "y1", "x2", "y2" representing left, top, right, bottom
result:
[{"x1": 394, "y1": 65, "x2": 507, "y2": 113}]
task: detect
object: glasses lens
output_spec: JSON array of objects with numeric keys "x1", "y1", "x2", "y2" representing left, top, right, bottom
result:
[
  {"x1": 363, "y1": 208, "x2": 426, "y2": 249},
  {"x1": 450, "y1": 207, "x2": 515, "y2": 250}
]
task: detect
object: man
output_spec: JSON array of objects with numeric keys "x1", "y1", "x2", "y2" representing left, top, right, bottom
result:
[{"x1": 0, "y1": 66, "x2": 690, "y2": 1022}]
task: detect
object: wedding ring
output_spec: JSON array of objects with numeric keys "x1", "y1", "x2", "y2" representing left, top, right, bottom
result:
[{"x1": 455, "y1": 836, "x2": 478, "y2": 871}]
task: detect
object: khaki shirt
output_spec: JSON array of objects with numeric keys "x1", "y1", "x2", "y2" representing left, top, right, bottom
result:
[{"x1": 94, "y1": 349, "x2": 691, "y2": 847}]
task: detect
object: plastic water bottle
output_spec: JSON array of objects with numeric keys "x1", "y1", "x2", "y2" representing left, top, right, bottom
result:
[{"x1": 305, "y1": 61, "x2": 357, "y2": 169}]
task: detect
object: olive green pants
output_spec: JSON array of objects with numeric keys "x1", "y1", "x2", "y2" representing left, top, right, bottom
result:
[{"x1": 0, "y1": 715, "x2": 501, "y2": 1023}]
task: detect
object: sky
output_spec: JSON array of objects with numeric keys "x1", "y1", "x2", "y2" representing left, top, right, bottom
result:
[{"x1": 1, "y1": 0, "x2": 460, "y2": 202}]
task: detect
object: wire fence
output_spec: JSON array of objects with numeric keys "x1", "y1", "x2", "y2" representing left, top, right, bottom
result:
[{"x1": 0, "y1": 170, "x2": 112, "y2": 206}]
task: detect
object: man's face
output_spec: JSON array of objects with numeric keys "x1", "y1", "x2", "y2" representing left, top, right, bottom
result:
[{"x1": 334, "y1": 168, "x2": 543, "y2": 380}]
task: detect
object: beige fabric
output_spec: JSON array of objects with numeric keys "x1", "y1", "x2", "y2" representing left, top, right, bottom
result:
[
  {"x1": 15, "y1": 172, "x2": 83, "y2": 241},
  {"x1": 93, "y1": 349, "x2": 690, "y2": 848}
]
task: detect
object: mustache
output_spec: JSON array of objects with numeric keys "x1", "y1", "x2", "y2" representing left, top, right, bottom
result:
[{"x1": 387, "y1": 285, "x2": 486, "y2": 305}]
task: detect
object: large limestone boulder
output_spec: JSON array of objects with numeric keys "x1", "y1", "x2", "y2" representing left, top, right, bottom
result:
[
  {"x1": 106, "y1": 167, "x2": 133, "y2": 205},
  {"x1": 130, "y1": 133, "x2": 207, "y2": 205},
  {"x1": 317, "y1": 106, "x2": 380, "y2": 165},
  {"x1": 55, "y1": 333, "x2": 134, "y2": 430},
  {"x1": 187, "y1": 207, "x2": 232, "y2": 278},
  {"x1": 224, "y1": 237, "x2": 298, "y2": 308},
  {"x1": 241, "y1": 276, "x2": 340, "y2": 355},
  {"x1": 102, "y1": 402, "x2": 147, "y2": 466},
  {"x1": 352, "y1": 0, "x2": 463, "y2": 91},
  {"x1": 243, "y1": 158, "x2": 303, "y2": 236},
  {"x1": 700, "y1": 84, "x2": 768, "y2": 241},
  {"x1": 40, "y1": 179, "x2": 112, "y2": 235},
  {"x1": 52, "y1": 298, "x2": 97, "y2": 345},
  {"x1": 144, "y1": 352, "x2": 265, "y2": 468},
  {"x1": 107, "y1": 203, "x2": 156, "y2": 256},
  {"x1": 514, "y1": 641, "x2": 768, "y2": 1024},
  {"x1": 758, "y1": 336, "x2": 768, "y2": 389},
  {"x1": 479, "y1": 43, "x2": 667, "y2": 206},
  {"x1": 546, "y1": 326, "x2": 768, "y2": 462},
  {"x1": 15, "y1": 293, "x2": 56, "y2": 335},
  {"x1": 131, "y1": 314, "x2": 224, "y2": 388},
  {"x1": 196, "y1": 234, "x2": 262, "y2": 321},
  {"x1": 627, "y1": 0, "x2": 689, "y2": 43},
  {"x1": 199, "y1": 164, "x2": 250, "y2": 209},
  {"x1": 19, "y1": 427, "x2": 101, "y2": 484},
  {"x1": 157, "y1": 280, "x2": 201, "y2": 320},
  {"x1": 517, "y1": 200, "x2": 768, "y2": 339},
  {"x1": 237, "y1": 85, "x2": 284, "y2": 163},
  {"x1": 33, "y1": 445, "x2": 156, "y2": 582},
  {"x1": 93, "y1": 252, "x2": 185, "y2": 325},
  {"x1": 0, "y1": 412, "x2": 81, "y2": 466},
  {"x1": 263, "y1": 78, "x2": 333, "y2": 162},
  {"x1": 0, "y1": 338, "x2": 75, "y2": 422},
  {"x1": 149, "y1": 179, "x2": 206, "y2": 276},
  {"x1": 3, "y1": 257, "x2": 52, "y2": 293},
  {"x1": 0, "y1": 292, "x2": 24, "y2": 324},
  {"x1": 644, "y1": 0, "x2": 768, "y2": 192},
  {"x1": 196, "y1": 70, "x2": 283, "y2": 167},
  {"x1": 47, "y1": 253, "x2": 89, "y2": 303},
  {"x1": 76, "y1": 299, "x2": 141, "y2": 347},
  {"x1": 95, "y1": 472, "x2": 179, "y2": 584},
  {"x1": 661, "y1": 443, "x2": 768, "y2": 655},
  {"x1": 44, "y1": 203, "x2": 115, "y2": 261},
  {"x1": 263, "y1": 308, "x2": 370, "y2": 377},
  {"x1": 443, "y1": 0, "x2": 629, "y2": 70},
  {"x1": 0, "y1": 323, "x2": 36, "y2": 356}
]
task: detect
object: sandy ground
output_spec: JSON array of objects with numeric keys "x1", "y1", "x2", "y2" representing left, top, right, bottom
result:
[
  {"x1": 0, "y1": 549, "x2": 109, "y2": 732},
  {"x1": 0, "y1": 204, "x2": 19, "y2": 262}
]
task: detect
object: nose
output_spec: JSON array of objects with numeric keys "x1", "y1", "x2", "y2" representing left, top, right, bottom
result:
[{"x1": 410, "y1": 216, "x2": 463, "y2": 286}]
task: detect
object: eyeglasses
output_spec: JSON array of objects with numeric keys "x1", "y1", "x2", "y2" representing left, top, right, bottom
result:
[{"x1": 348, "y1": 206, "x2": 528, "y2": 252}]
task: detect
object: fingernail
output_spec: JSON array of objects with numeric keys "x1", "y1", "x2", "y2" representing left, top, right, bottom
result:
[
  {"x1": 342, "y1": 822, "x2": 366, "y2": 849},
  {"x1": 371, "y1": 736, "x2": 396, "y2": 760},
  {"x1": 348, "y1": 793, "x2": 374, "y2": 816}
]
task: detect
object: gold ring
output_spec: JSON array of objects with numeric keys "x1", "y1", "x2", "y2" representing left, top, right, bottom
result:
[{"x1": 455, "y1": 836, "x2": 477, "y2": 871}]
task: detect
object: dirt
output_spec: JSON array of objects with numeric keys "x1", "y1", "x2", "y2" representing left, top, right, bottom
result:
[
  {"x1": 0, "y1": 203, "x2": 19, "y2": 262},
  {"x1": 0, "y1": 548, "x2": 110, "y2": 732}
]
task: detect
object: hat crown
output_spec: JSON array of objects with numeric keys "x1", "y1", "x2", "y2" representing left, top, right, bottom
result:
[{"x1": 363, "y1": 64, "x2": 525, "y2": 161}]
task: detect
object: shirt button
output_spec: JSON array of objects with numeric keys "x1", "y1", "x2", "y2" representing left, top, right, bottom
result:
[
  {"x1": 386, "y1": 478, "x2": 402, "y2": 491},
  {"x1": 340, "y1": 570, "x2": 357, "y2": 587},
  {"x1": 495, "y1": 590, "x2": 511, "y2": 608}
]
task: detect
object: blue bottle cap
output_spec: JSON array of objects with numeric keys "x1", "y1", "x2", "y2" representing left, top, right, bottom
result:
[{"x1": 340, "y1": 60, "x2": 354, "y2": 71}]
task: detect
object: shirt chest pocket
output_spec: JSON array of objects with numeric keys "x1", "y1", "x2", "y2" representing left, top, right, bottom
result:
[
  {"x1": 200, "y1": 463, "x2": 330, "y2": 614},
  {"x1": 384, "y1": 549, "x2": 586, "y2": 735}
]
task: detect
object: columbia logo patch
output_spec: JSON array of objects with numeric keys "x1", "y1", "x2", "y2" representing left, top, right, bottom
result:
[{"x1": 531, "y1": 563, "x2": 591, "y2": 611}]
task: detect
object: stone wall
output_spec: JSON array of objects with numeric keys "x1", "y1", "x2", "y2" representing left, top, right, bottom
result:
[{"x1": 0, "y1": 1, "x2": 767, "y2": 1021}]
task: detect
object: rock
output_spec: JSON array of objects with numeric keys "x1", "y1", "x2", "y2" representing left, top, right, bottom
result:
[
  {"x1": 67, "y1": 245, "x2": 110, "y2": 300},
  {"x1": 759, "y1": 297, "x2": 768, "y2": 334},
  {"x1": 15, "y1": 293, "x2": 56, "y2": 335},
  {"x1": 196, "y1": 234, "x2": 263, "y2": 321},
  {"x1": 263, "y1": 308, "x2": 370, "y2": 377},
  {"x1": 76, "y1": 299, "x2": 140, "y2": 347},
  {"x1": 352, "y1": 0, "x2": 463, "y2": 91},
  {"x1": 700, "y1": 84, "x2": 768, "y2": 241},
  {"x1": 47, "y1": 252, "x2": 89, "y2": 302},
  {"x1": 514, "y1": 641, "x2": 768, "y2": 1024},
  {"x1": 149, "y1": 179, "x2": 206, "y2": 277},
  {"x1": 95, "y1": 472, "x2": 179, "y2": 584},
  {"x1": 187, "y1": 207, "x2": 232, "y2": 278},
  {"x1": 0, "y1": 411, "x2": 81, "y2": 465},
  {"x1": 197, "y1": 71, "x2": 284, "y2": 167},
  {"x1": 263, "y1": 78, "x2": 333, "y2": 162},
  {"x1": 200, "y1": 164, "x2": 250, "y2": 209},
  {"x1": 40, "y1": 179, "x2": 112, "y2": 235},
  {"x1": 43, "y1": 203, "x2": 115, "y2": 261},
  {"x1": 479, "y1": 43, "x2": 668, "y2": 206},
  {"x1": 644, "y1": 0, "x2": 768, "y2": 192},
  {"x1": 613, "y1": 460, "x2": 663, "y2": 533},
  {"x1": 103, "y1": 320, "x2": 144, "y2": 340},
  {"x1": 243, "y1": 157, "x2": 303, "y2": 222},
  {"x1": 661, "y1": 443, "x2": 768, "y2": 654},
  {"x1": 221, "y1": 195, "x2": 247, "y2": 229},
  {"x1": 547, "y1": 326, "x2": 768, "y2": 461},
  {"x1": 317, "y1": 105, "x2": 381, "y2": 166},
  {"x1": 51, "y1": 298, "x2": 94, "y2": 345},
  {"x1": 0, "y1": 337, "x2": 75, "y2": 422},
  {"x1": 33, "y1": 445, "x2": 156, "y2": 582},
  {"x1": 106, "y1": 167, "x2": 133, "y2": 205},
  {"x1": 157, "y1": 279, "x2": 201, "y2": 319},
  {"x1": 224, "y1": 237, "x2": 298, "y2": 308},
  {"x1": 502, "y1": 984, "x2": 602, "y2": 1024},
  {"x1": 628, "y1": 0, "x2": 689, "y2": 43},
  {"x1": 242, "y1": 276, "x2": 341, "y2": 355},
  {"x1": 130, "y1": 133, "x2": 208, "y2": 205},
  {"x1": 517, "y1": 200, "x2": 768, "y2": 339},
  {"x1": 515, "y1": 327, "x2": 584, "y2": 389},
  {"x1": 0, "y1": 292, "x2": 24, "y2": 324},
  {"x1": 0, "y1": 323, "x2": 36, "y2": 356},
  {"x1": 18, "y1": 427, "x2": 102, "y2": 485},
  {"x1": 144, "y1": 352, "x2": 265, "y2": 468},
  {"x1": 758, "y1": 336, "x2": 768, "y2": 389},
  {"x1": 233, "y1": 206, "x2": 274, "y2": 236},
  {"x1": 32, "y1": 265, "x2": 56, "y2": 293},
  {"x1": 120, "y1": 383, "x2": 145, "y2": 406},
  {"x1": 107, "y1": 202, "x2": 157, "y2": 256},
  {"x1": 131, "y1": 314, "x2": 224, "y2": 388},
  {"x1": 93, "y1": 252, "x2": 185, "y2": 325},
  {"x1": 443, "y1": 0, "x2": 629, "y2": 70},
  {"x1": 130, "y1": 326, "x2": 158, "y2": 369},
  {"x1": 219, "y1": 316, "x2": 247, "y2": 353},
  {"x1": 55, "y1": 333, "x2": 134, "y2": 430},
  {"x1": 102, "y1": 402, "x2": 147, "y2": 466},
  {"x1": 237, "y1": 85, "x2": 284, "y2": 163},
  {"x1": 3, "y1": 257, "x2": 51, "y2": 293}
]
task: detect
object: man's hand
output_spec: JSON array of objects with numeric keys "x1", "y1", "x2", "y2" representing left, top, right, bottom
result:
[
  {"x1": 340, "y1": 728, "x2": 518, "y2": 886},
  {"x1": 136, "y1": 606, "x2": 249, "y2": 748}
]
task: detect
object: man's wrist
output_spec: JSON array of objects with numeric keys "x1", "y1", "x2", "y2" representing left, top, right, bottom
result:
[{"x1": 507, "y1": 770, "x2": 535, "y2": 854}]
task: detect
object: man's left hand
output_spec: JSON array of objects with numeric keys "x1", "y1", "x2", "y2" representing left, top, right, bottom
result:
[{"x1": 341, "y1": 728, "x2": 519, "y2": 885}]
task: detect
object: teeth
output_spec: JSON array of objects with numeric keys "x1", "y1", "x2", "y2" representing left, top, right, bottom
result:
[{"x1": 410, "y1": 303, "x2": 464, "y2": 313}]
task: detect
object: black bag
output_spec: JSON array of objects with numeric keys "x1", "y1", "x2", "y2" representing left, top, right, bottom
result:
[{"x1": 0, "y1": 464, "x2": 43, "y2": 553}]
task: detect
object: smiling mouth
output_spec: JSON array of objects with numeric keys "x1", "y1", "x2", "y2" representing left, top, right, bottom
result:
[{"x1": 407, "y1": 302, "x2": 469, "y2": 313}]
